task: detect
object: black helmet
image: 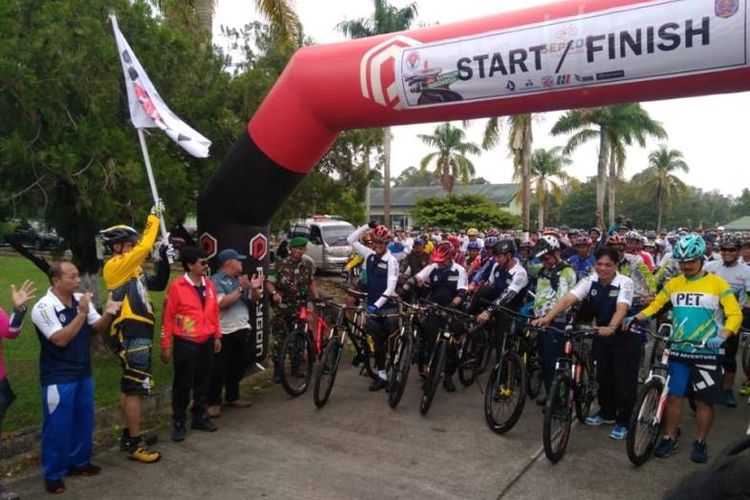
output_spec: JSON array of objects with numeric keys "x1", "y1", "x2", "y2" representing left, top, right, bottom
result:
[
  {"x1": 719, "y1": 237, "x2": 742, "y2": 250},
  {"x1": 492, "y1": 239, "x2": 517, "y2": 255},
  {"x1": 99, "y1": 225, "x2": 139, "y2": 247}
]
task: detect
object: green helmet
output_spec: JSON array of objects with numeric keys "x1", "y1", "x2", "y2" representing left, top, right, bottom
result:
[{"x1": 672, "y1": 234, "x2": 706, "y2": 261}]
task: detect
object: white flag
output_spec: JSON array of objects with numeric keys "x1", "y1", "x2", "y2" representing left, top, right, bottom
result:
[{"x1": 110, "y1": 15, "x2": 211, "y2": 158}]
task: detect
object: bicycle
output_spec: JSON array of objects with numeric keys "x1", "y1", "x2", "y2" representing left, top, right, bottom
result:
[
  {"x1": 539, "y1": 324, "x2": 598, "y2": 463},
  {"x1": 740, "y1": 328, "x2": 750, "y2": 395},
  {"x1": 312, "y1": 301, "x2": 364, "y2": 408},
  {"x1": 382, "y1": 296, "x2": 425, "y2": 409},
  {"x1": 278, "y1": 297, "x2": 336, "y2": 397},
  {"x1": 626, "y1": 324, "x2": 706, "y2": 466},
  {"x1": 419, "y1": 302, "x2": 475, "y2": 416},
  {"x1": 482, "y1": 305, "x2": 529, "y2": 435}
]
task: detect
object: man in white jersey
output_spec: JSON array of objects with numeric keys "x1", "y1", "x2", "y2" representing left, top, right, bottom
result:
[{"x1": 706, "y1": 237, "x2": 750, "y2": 404}]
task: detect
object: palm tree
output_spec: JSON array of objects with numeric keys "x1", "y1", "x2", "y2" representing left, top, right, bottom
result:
[
  {"x1": 639, "y1": 145, "x2": 689, "y2": 231},
  {"x1": 482, "y1": 114, "x2": 533, "y2": 236},
  {"x1": 418, "y1": 123, "x2": 481, "y2": 195},
  {"x1": 337, "y1": 0, "x2": 419, "y2": 227},
  {"x1": 551, "y1": 103, "x2": 666, "y2": 229},
  {"x1": 160, "y1": 0, "x2": 300, "y2": 42},
  {"x1": 529, "y1": 147, "x2": 571, "y2": 231}
]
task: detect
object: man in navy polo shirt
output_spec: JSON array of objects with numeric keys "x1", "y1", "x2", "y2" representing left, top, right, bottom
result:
[
  {"x1": 31, "y1": 260, "x2": 120, "y2": 494},
  {"x1": 533, "y1": 247, "x2": 635, "y2": 441}
]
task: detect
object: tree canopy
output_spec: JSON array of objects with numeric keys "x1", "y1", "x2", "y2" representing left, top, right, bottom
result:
[{"x1": 411, "y1": 194, "x2": 521, "y2": 231}]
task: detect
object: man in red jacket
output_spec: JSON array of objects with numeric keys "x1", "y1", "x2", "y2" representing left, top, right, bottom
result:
[{"x1": 161, "y1": 247, "x2": 221, "y2": 442}]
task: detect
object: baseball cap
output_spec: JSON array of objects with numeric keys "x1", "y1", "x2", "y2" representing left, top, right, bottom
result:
[{"x1": 217, "y1": 248, "x2": 247, "y2": 263}]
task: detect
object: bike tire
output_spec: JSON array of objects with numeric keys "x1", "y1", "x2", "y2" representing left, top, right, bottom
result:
[
  {"x1": 543, "y1": 372, "x2": 574, "y2": 463},
  {"x1": 388, "y1": 334, "x2": 413, "y2": 409},
  {"x1": 626, "y1": 377, "x2": 665, "y2": 466},
  {"x1": 420, "y1": 341, "x2": 447, "y2": 416},
  {"x1": 742, "y1": 335, "x2": 750, "y2": 379},
  {"x1": 457, "y1": 334, "x2": 479, "y2": 387},
  {"x1": 313, "y1": 339, "x2": 342, "y2": 408},
  {"x1": 279, "y1": 329, "x2": 314, "y2": 397},
  {"x1": 484, "y1": 351, "x2": 527, "y2": 434},
  {"x1": 575, "y1": 363, "x2": 597, "y2": 423},
  {"x1": 359, "y1": 334, "x2": 378, "y2": 381}
]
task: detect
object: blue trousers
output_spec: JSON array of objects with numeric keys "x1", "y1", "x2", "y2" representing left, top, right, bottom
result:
[{"x1": 41, "y1": 377, "x2": 94, "y2": 480}]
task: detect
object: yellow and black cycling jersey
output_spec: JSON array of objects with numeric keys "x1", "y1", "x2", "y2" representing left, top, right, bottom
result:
[{"x1": 102, "y1": 215, "x2": 169, "y2": 336}]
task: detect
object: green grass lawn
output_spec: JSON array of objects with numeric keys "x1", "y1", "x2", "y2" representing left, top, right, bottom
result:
[{"x1": 0, "y1": 255, "x2": 173, "y2": 432}]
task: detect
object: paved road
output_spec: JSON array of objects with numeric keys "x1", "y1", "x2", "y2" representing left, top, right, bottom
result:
[{"x1": 10, "y1": 358, "x2": 750, "y2": 499}]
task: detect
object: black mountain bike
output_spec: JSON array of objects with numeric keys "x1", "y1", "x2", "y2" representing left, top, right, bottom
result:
[
  {"x1": 383, "y1": 296, "x2": 424, "y2": 409},
  {"x1": 539, "y1": 324, "x2": 598, "y2": 463},
  {"x1": 483, "y1": 305, "x2": 530, "y2": 435},
  {"x1": 419, "y1": 302, "x2": 474, "y2": 416}
]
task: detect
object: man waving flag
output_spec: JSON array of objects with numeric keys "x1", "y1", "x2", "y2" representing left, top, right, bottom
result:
[{"x1": 110, "y1": 14, "x2": 211, "y2": 158}]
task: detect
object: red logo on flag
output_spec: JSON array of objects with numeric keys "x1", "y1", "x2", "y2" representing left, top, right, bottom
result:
[
  {"x1": 249, "y1": 234, "x2": 268, "y2": 261},
  {"x1": 199, "y1": 232, "x2": 218, "y2": 259}
]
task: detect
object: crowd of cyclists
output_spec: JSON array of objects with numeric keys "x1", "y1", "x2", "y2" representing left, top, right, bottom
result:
[{"x1": 268, "y1": 218, "x2": 750, "y2": 467}]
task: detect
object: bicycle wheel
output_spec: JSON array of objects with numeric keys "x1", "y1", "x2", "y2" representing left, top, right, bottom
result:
[
  {"x1": 626, "y1": 377, "x2": 665, "y2": 466},
  {"x1": 313, "y1": 338, "x2": 342, "y2": 408},
  {"x1": 741, "y1": 335, "x2": 750, "y2": 378},
  {"x1": 543, "y1": 372, "x2": 574, "y2": 463},
  {"x1": 484, "y1": 351, "x2": 527, "y2": 434},
  {"x1": 388, "y1": 333, "x2": 413, "y2": 409},
  {"x1": 420, "y1": 341, "x2": 447, "y2": 416},
  {"x1": 458, "y1": 334, "x2": 479, "y2": 387},
  {"x1": 575, "y1": 364, "x2": 597, "y2": 423},
  {"x1": 351, "y1": 332, "x2": 377, "y2": 380},
  {"x1": 279, "y1": 329, "x2": 314, "y2": 397}
]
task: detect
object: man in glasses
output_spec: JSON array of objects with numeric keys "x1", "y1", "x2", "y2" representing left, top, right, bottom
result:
[
  {"x1": 628, "y1": 234, "x2": 742, "y2": 463},
  {"x1": 161, "y1": 247, "x2": 221, "y2": 442},
  {"x1": 99, "y1": 203, "x2": 172, "y2": 463},
  {"x1": 705, "y1": 238, "x2": 750, "y2": 405}
]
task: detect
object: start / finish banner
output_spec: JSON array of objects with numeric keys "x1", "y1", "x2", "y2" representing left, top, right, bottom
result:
[{"x1": 395, "y1": 0, "x2": 748, "y2": 108}]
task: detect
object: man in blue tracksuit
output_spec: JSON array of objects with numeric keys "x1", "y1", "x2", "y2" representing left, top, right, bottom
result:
[{"x1": 31, "y1": 260, "x2": 119, "y2": 494}]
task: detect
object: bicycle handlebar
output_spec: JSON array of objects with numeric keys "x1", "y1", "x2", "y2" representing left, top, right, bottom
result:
[
  {"x1": 423, "y1": 301, "x2": 475, "y2": 321},
  {"x1": 532, "y1": 323, "x2": 598, "y2": 337},
  {"x1": 629, "y1": 324, "x2": 706, "y2": 347}
]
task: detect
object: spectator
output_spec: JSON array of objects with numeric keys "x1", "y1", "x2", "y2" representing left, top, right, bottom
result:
[
  {"x1": 0, "y1": 280, "x2": 36, "y2": 500},
  {"x1": 31, "y1": 260, "x2": 120, "y2": 494},
  {"x1": 207, "y1": 249, "x2": 260, "y2": 418},
  {"x1": 161, "y1": 247, "x2": 221, "y2": 442}
]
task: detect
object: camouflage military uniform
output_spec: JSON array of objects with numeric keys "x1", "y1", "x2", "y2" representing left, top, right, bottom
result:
[{"x1": 267, "y1": 254, "x2": 316, "y2": 358}]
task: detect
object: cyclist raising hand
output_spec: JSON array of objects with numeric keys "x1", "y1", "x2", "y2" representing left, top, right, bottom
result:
[{"x1": 347, "y1": 223, "x2": 400, "y2": 391}]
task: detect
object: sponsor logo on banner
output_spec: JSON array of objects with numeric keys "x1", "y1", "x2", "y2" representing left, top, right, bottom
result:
[
  {"x1": 360, "y1": 35, "x2": 422, "y2": 108},
  {"x1": 249, "y1": 234, "x2": 268, "y2": 261},
  {"x1": 394, "y1": 0, "x2": 749, "y2": 108},
  {"x1": 716, "y1": 0, "x2": 739, "y2": 18}
]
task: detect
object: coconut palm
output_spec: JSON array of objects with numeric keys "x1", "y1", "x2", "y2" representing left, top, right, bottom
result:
[
  {"x1": 551, "y1": 103, "x2": 666, "y2": 229},
  {"x1": 337, "y1": 0, "x2": 418, "y2": 226},
  {"x1": 639, "y1": 145, "x2": 689, "y2": 231},
  {"x1": 482, "y1": 114, "x2": 533, "y2": 235},
  {"x1": 530, "y1": 147, "x2": 571, "y2": 231},
  {"x1": 419, "y1": 123, "x2": 481, "y2": 195},
  {"x1": 159, "y1": 0, "x2": 300, "y2": 42}
]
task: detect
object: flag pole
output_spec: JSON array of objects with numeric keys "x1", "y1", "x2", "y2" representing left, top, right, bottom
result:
[{"x1": 136, "y1": 128, "x2": 170, "y2": 243}]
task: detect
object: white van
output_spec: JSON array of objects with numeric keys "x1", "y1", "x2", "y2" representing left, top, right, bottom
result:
[{"x1": 287, "y1": 216, "x2": 355, "y2": 273}]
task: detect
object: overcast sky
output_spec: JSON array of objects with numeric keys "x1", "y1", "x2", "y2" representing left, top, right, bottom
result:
[{"x1": 214, "y1": 0, "x2": 749, "y2": 197}]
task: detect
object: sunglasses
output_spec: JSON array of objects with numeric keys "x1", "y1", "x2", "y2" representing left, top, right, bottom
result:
[{"x1": 195, "y1": 260, "x2": 209, "y2": 266}]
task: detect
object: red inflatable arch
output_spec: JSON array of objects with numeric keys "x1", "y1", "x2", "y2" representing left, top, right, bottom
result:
[{"x1": 198, "y1": 0, "x2": 750, "y2": 360}]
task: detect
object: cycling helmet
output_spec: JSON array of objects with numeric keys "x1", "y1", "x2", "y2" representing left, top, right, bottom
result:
[
  {"x1": 574, "y1": 235, "x2": 592, "y2": 246},
  {"x1": 542, "y1": 227, "x2": 559, "y2": 237},
  {"x1": 719, "y1": 237, "x2": 742, "y2": 250},
  {"x1": 447, "y1": 234, "x2": 462, "y2": 250},
  {"x1": 431, "y1": 242, "x2": 454, "y2": 264},
  {"x1": 533, "y1": 236, "x2": 559, "y2": 259},
  {"x1": 413, "y1": 237, "x2": 425, "y2": 247},
  {"x1": 606, "y1": 234, "x2": 625, "y2": 247},
  {"x1": 493, "y1": 239, "x2": 517, "y2": 255},
  {"x1": 467, "y1": 240, "x2": 482, "y2": 251},
  {"x1": 388, "y1": 241, "x2": 405, "y2": 254},
  {"x1": 99, "y1": 225, "x2": 139, "y2": 247},
  {"x1": 371, "y1": 225, "x2": 392, "y2": 243},
  {"x1": 672, "y1": 234, "x2": 706, "y2": 261},
  {"x1": 624, "y1": 230, "x2": 642, "y2": 241},
  {"x1": 486, "y1": 228, "x2": 499, "y2": 237},
  {"x1": 484, "y1": 236, "x2": 498, "y2": 248},
  {"x1": 466, "y1": 228, "x2": 479, "y2": 237}
]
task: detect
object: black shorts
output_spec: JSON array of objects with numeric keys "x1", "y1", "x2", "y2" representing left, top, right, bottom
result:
[
  {"x1": 117, "y1": 336, "x2": 154, "y2": 396},
  {"x1": 668, "y1": 358, "x2": 723, "y2": 405}
]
